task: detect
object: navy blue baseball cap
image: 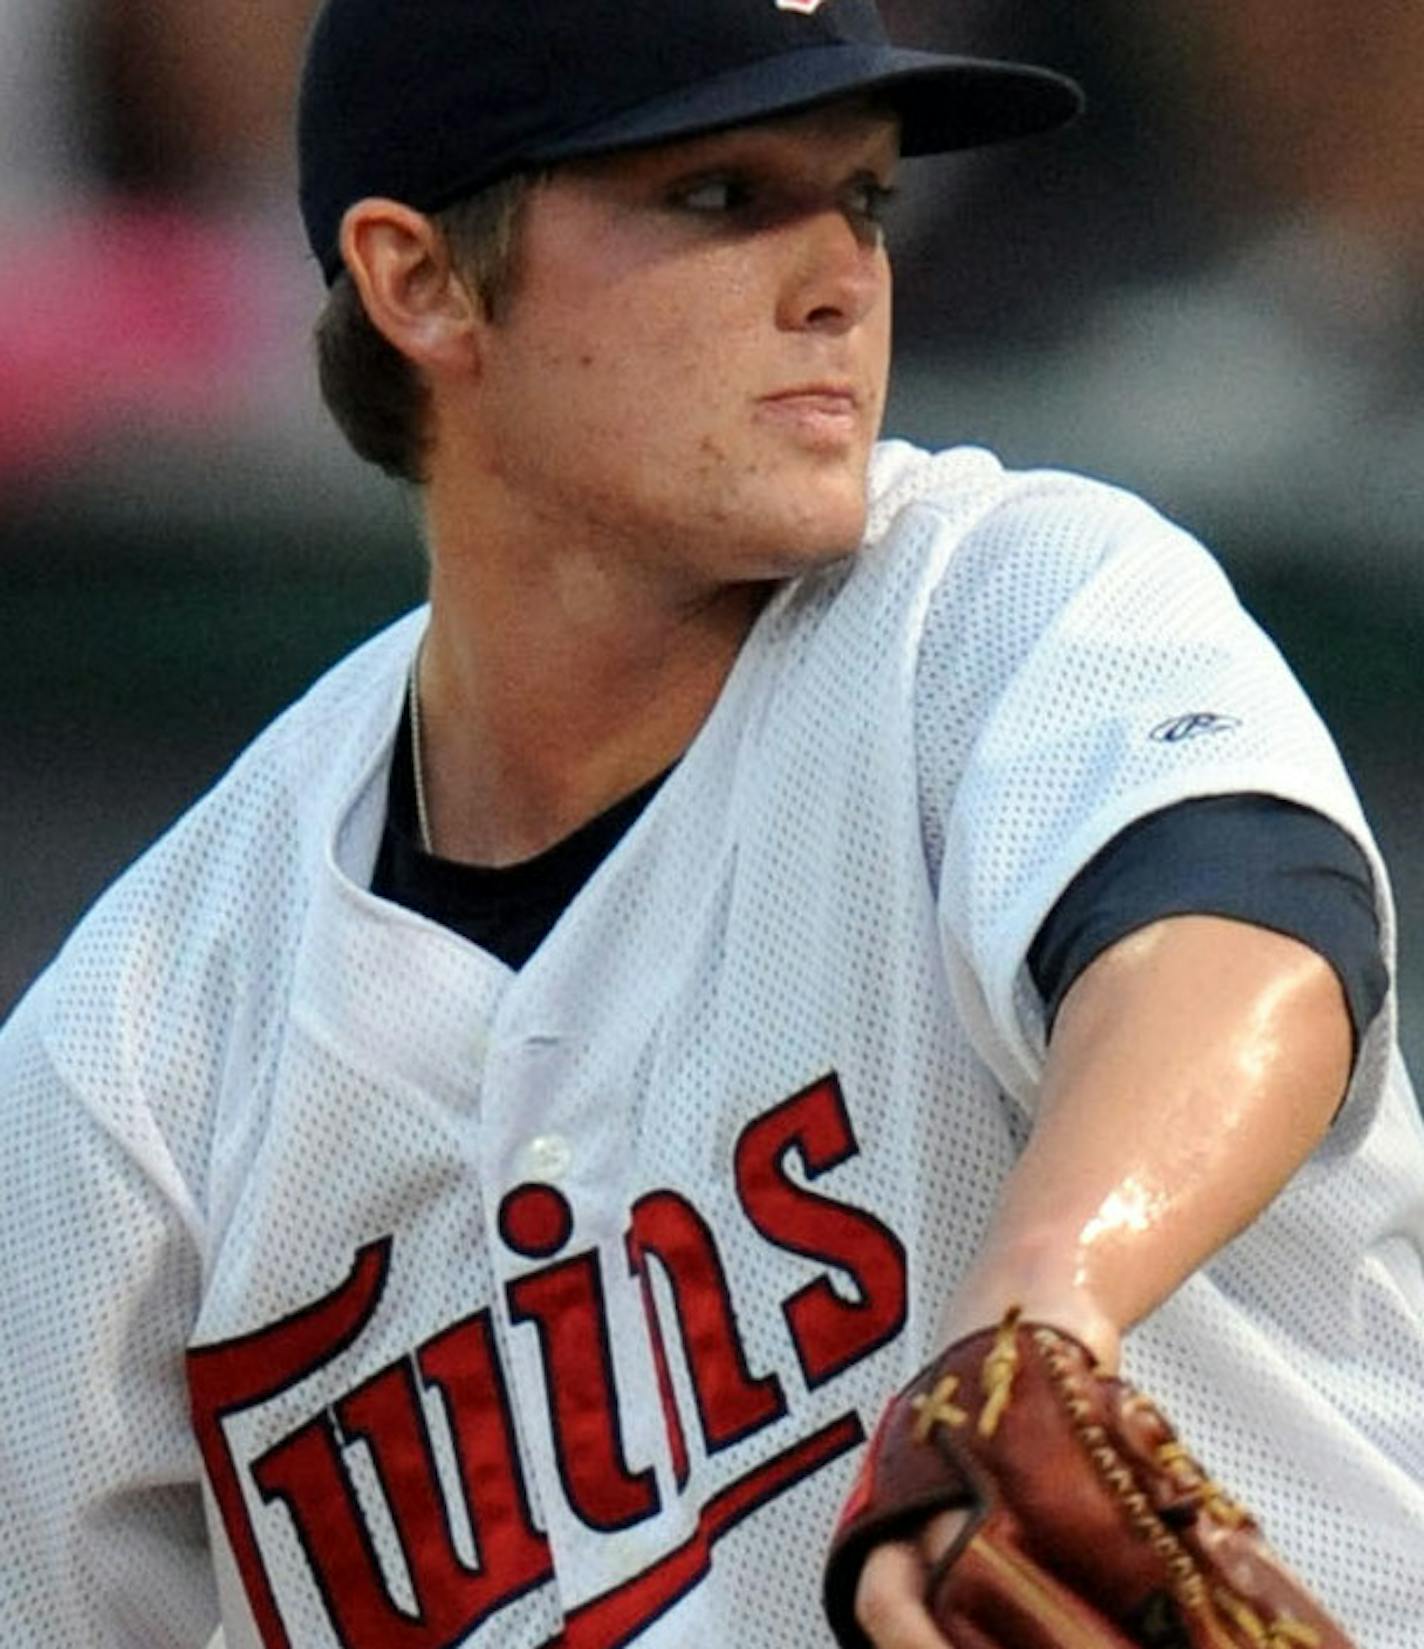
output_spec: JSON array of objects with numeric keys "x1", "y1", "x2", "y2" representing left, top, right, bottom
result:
[{"x1": 298, "y1": 0, "x2": 1083, "y2": 282}]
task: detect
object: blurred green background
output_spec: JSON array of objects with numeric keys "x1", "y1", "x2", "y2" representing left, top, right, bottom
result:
[{"x1": 3, "y1": 1, "x2": 1421, "y2": 1079}]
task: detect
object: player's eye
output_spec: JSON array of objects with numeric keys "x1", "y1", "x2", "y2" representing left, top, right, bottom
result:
[
  {"x1": 671, "y1": 174, "x2": 758, "y2": 214},
  {"x1": 664, "y1": 170, "x2": 898, "y2": 239},
  {"x1": 843, "y1": 178, "x2": 899, "y2": 233}
]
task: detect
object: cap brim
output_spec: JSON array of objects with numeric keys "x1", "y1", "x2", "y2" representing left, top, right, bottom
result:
[{"x1": 526, "y1": 44, "x2": 1083, "y2": 165}]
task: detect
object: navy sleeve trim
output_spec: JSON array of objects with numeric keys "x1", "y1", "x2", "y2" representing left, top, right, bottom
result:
[{"x1": 1027, "y1": 795, "x2": 1388, "y2": 1059}]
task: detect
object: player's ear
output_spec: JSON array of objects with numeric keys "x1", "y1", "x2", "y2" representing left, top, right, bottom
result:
[{"x1": 338, "y1": 198, "x2": 482, "y2": 375}]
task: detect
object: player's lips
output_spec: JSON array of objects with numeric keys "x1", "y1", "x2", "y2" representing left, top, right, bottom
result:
[{"x1": 755, "y1": 383, "x2": 863, "y2": 445}]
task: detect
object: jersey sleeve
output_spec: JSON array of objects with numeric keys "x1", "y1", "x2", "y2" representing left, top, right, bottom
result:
[
  {"x1": 0, "y1": 973, "x2": 218, "y2": 1647},
  {"x1": 1027, "y1": 793, "x2": 1388, "y2": 1057},
  {"x1": 915, "y1": 471, "x2": 1397, "y2": 1150}
]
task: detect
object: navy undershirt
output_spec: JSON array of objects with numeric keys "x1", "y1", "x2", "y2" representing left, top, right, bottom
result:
[
  {"x1": 371, "y1": 708, "x2": 670, "y2": 970},
  {"x1": 371, "y1": 705, "x2": 1386, "y2": 1051}
]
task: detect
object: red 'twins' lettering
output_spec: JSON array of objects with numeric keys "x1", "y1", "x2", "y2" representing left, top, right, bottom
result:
[
  {"x1": 186, "y1": 1073, "x2": 906, "y2": 1647},
  {"x1": 189, "y1": 1241, "x2": 551, "y2": 1649},
  {"x1": 734, "y1": 1072, "x2": 907, "y2": 1387}
]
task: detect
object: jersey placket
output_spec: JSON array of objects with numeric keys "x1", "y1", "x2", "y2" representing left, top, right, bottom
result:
[{"x1": 478, "y1": 1012, "x2": 689, "y2": 1614}]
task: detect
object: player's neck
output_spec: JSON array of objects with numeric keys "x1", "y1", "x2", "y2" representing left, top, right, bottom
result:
[{"x1": 413, "y1": 514, "x2": 770, "y2": 867}]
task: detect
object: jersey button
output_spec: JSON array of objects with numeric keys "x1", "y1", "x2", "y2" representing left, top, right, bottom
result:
[{"x1": 522, "y1": 1133, "x2": 573, "y2": 1183}]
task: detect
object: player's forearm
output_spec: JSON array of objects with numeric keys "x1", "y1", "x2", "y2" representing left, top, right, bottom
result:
[{"x1": 945, "y1": 913, "x2": 1354, "y2": 1370}]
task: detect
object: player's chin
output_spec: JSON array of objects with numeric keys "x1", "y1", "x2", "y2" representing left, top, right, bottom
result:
[
  {"x1": 784, "y1": 461, "x2": 874, "y2": 558},
  {"x1": 711, "y1": 439, "x2": 875, "y2": 575},
  {"x1": 747, "y1": 489, "x2": 870, "y2": 577}
]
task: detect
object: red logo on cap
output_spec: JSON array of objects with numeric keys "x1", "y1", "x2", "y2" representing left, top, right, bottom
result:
[{"x1": 776, "y1": 0, "x2": 828, "y2": 12}]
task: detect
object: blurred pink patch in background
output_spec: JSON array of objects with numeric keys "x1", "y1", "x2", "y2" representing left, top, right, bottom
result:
[{"x1": 0, "y1": 202, "x2": 277, "y2": 483}]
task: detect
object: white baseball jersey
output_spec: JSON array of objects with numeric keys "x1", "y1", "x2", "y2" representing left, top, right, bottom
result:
[{"x1": 2, "y1": 442, "x2": 1421, "y2": 1649}]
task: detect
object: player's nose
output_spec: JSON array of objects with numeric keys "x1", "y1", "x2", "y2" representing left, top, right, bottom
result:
[{"x1": 776, "y1": 205, "x2": 888, "y2": 337}]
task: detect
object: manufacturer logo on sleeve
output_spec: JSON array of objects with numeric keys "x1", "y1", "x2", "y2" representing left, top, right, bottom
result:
[{"x1": 1149, "y1": 712, "x2": 1242, "y2": 744}]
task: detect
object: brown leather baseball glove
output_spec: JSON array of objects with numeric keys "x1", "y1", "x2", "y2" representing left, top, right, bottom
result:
[{"x1": 824, "y1": 1308, "x2": 1355, "y2": 1649}]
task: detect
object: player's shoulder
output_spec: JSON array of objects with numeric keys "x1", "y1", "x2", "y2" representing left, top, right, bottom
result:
[
  {"x1": 5, "y1": 611, "x2": 419, "y2": 1126},
  {"x1": 233, "y1": 606, "x2": 421, "y2": 785},
  {"x1": 771, "y1": 439, "x2": 1227, "y2": 671},
  {"x1": 113, "y1": 604, "x2": 416, "y2": 881},
  {"x1": 863, "y1": 438, "x2": 1234, "y2": 629},
  {"x1": 88, "y1": 604, "x2": 414, "y2": 903},
  {"x1": 868, "y1": 438, "x2": 1194, "y2": 560}
]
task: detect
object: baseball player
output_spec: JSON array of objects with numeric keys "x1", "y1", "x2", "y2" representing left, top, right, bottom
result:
[{"x1": 2, "y1": 1, "x2": 1422, "y2": 1646}]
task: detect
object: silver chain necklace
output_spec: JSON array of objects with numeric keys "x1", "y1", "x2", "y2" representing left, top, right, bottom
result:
[{"x1": 407, "y1": 643, "x2": 434, "y2": 854}]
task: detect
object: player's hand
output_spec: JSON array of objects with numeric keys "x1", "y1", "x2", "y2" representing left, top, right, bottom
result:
[
  {"x1": 853, "y1": 1511, "x2": 964, "y2": 1649},
  {"x1": 824, "y1": 1310, "x2": 1360, "y2": 1649}
]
